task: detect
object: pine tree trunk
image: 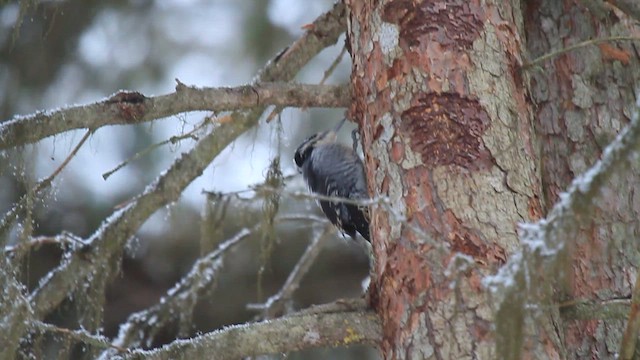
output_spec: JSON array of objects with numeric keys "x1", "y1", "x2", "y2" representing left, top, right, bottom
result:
[
  {"x1": 347, "y1": 0, "x2": 640, "y2": 358},
  {"x1": 525, "y1": 1, "x2": 640, "y2": 358}
]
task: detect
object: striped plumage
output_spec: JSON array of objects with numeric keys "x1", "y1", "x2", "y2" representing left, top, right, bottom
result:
[{"x1": 294, "y1": 119, "x2": 370, "y2": 242}]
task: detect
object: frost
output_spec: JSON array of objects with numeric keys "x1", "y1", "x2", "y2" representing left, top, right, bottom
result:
[
  {"x1": 444, "y1": 253, "x2": 475, "y2": 277},
  {"x1": 484, "y1": 220, "x2": 563, "y2": 296},
  {"x1": 519, "y1": 220, "x2": 560, "y2": 257},
  {"x1": 482, "y1": 251, "x2": 522, "y2": 293},
  {"x1": 124, "y1": 236, "x2": 141, "y2": 258}
]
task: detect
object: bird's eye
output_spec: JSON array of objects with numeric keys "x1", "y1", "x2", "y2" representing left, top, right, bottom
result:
[
  {"x1": 293, "y1": 151, "x2": 304, "y2": 168},
  {"x1": 293, "y1": 134, "x2": 318, "y2": 168}
]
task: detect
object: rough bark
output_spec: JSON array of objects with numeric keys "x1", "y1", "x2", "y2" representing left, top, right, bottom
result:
[
  {"x1": 525, "y1": 1, "x2": 640, "y2": 358},
  {"x1": 347, "y1": 0, "x2": 557, "y2": 358},
  {"x1": 0, "y1": 83, "x2": 350, "y2": 150}
]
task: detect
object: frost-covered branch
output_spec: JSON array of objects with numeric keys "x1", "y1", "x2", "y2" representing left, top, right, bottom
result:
[
  {"x1": 485, "y1": 98, "x2": 640, "y2": 350},
  {"x1": 0, "y1": 258, "x2": 31, "y2": 360},
  {"x1": 118, "y1": 309, "x2": 380, "y2": 360},
  {"x1": 98, "y1": 228, "x2": 252, "y2": 359},
  {"x1": 248, "y1": 224, "x2": 333, "y2": 319},
  {"x1": 27, "y1": 1, "x2": 346, "y2": 322},
  {"x1": 0, "y1": 83, "x2": 349, "y2": 150},
  {"x1": 487, "y1": 100, "x2": 640, "y2": 287},
  {"x1": 31, "y1": 320, "x2": 127, "y2": 353},
  {"x1": 0, "y1": 130, "x2": 92, "y2": 245},
  {"x1": 620, "y1": 268, "x2": 640, "y2": 359},
  {"x1": 4, "y1": 232, "x2": 86, "y2": 255}
]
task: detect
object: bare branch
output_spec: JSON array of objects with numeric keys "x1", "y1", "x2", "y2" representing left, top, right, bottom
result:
[
  {"x1": 266, "y1": 42, "x2": 347, "y2": 123},
  {"x1": 119, "y1": 309, "x2": 380, "y2": 360},
  {"x1": 558, "y1": 298, "x2": 631, "y2": 320},
  {"x1": 319, "y1": 45, "x2": 348, "y2": 85},
  {"x1": 4, "y1": 232, "x2": 85, "y2": 255},
  {"x1": 31, "y1": 321, "x2": 127, "y2": 353},
  {"x1": 620, "y1": 272, "x2": 640, "y2": 359},
  {"x1": 0, "y1": 259, "x2": 31, "y2": 360},
  {"x1": 99, "y1": 228, "x2": 252, "y2": 358},
  {"x1": 523, "y1": 36, "x2": 640, "y2": 70},
  {"x1": 293, "y1": 298, "x2": 368, "y2": 316},
  {"x1": 249, "y1": 224, "x2": 334, "y2": 318},
  {"x1": 0, "y1": 83, "x2": 350, "y2": 150},
  {"x1": 26, "y1": 1, "x2": 346, "y2": 322},
  {"x1": 0, "y1": 130, "x2": 92, "y2": 244},
  {"x1": 101, "y1": 120, "x2": 206, "y2": 180}
]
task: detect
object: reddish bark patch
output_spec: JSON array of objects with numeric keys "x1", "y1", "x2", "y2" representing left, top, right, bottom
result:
[
  {"x1": 405, "y1": 168, "x2": 444, "y2": 233},
  {"x1": 598, "y1": 43, "x2": 631, "y2": 65},
  {"x1": 106, "y1": 91, "x2": 147, "y2": 122},
  {"x1": 401, "y1": 93, "x2": 493, "y2": 170},
  {"x1": 391, "y1": 140, "x2": 404, "y2": 163},
  {"x1": 471, "y1": 314, "x2": 492, "y2": 342},
  {"x1": 382, "y1": 0, "x2": 484, "y2": 49},
  {"x1": 387, "y1": 58, "x2": 408, "y2": 83},
  {"x1": 378, "y1": 242, "x2": 433, "y2": 350},
  {"x1": 528, "y1": 195, "x2": 544, "y2": 220},
  {"x1": 405, "y1": 166, "x2": 506, "y2": 266},
  {"x1": 445, "y1": 210, "x2": 507, "y2": 265}
]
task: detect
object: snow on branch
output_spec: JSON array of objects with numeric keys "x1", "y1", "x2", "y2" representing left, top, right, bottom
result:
[
  {"x1": 248, "y1": 224, "x2": 334, "y2": 319},
  {"x1": 0, "y1": 83, "x2": 349, "y2": 150},
  {"x1": 117, "y1": 309, "x2": 380, "y2": 360},
  {"x1": 0, "y1": 257, "x2": 31, "y2": 358},
  {"x1": 485, "y1": 97, "x2": 640, "y2": 306},
  {"x1": 97, "y1": 228, "x2": 252, "y2": 359}
]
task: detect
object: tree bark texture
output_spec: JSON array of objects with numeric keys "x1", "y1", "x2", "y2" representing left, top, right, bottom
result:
[
  {"x1": 525, "y1": 1, "x2": 640, "y2": 358},
  {"x1": 347, "y1": 0, "x2": 561, "y2": 358}
]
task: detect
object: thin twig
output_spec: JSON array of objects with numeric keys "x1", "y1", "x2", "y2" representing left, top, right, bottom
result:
[
  {"x1": 248, "y1": 224, "x2": 334, "y2": 318},
  {"x1": 266, "y1": 43, "x2": 347, "y2": 123},
  {"x1": 206, "y1": 182, "x2": 443, "y2": 250},
  {"x1": 276, "y1": 214, "x2": 328, "y2": 223},
  {"x1": 558, "y1": 298, "x2": 631, "y2": 320},
  {"x1": 292, "y1": 298, "x2": 368, "y2": 316},
  {"x1": 0, "y1": 130, "x2": 92, "y2": 245},
  {"x1": 523, "y1": 36, "x2": 640, "y2": 69},
  {"x1": 620, "y1": 272, "x2": 640, "y2": 359},
  {"x1": 101, "y1": 228, "x2": 253, "y2": 356},
  {"x1": 32, "y1": 320, "x2": 128, "y2": 353},
  {"x1": 319, "y1": 44, "x2": 347, "y2": 85},
  {"x1": 102, "y1": 121, "x2": 206, "y2": 180},
  {"x1": 4, "y1": 232, "x2": 85, "y2": 254}
]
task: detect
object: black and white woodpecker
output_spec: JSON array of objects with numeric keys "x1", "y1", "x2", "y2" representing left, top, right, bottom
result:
[{"x1": 294, "y1": 119, "x2": 370, "y2": 242}]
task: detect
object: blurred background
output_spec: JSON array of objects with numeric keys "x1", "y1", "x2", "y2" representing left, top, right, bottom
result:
[{"x1": 0, "y1": 0, "x2": 377, "y2": 358}]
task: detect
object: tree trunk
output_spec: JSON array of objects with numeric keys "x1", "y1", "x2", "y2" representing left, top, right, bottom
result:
[
  {"x1": 347, "y1": 0, "x2": 640, "y2": 358},
  {"x1": 525, "y1": 1, "x2": 640, "y2": 358}
]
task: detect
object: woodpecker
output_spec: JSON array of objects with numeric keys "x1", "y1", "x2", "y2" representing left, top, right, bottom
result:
[{"x1": 294, "y1": 119, "x2": 370, "y2": 242}]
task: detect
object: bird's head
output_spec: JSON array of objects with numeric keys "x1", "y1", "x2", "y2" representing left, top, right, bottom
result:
[{"x1": 294, "y1": 118, "x2": 346, "y2": 168}]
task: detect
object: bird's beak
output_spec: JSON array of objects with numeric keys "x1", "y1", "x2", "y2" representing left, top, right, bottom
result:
[{"x1": 332, "y1": 118, "x2": 347, "y2": 133}]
